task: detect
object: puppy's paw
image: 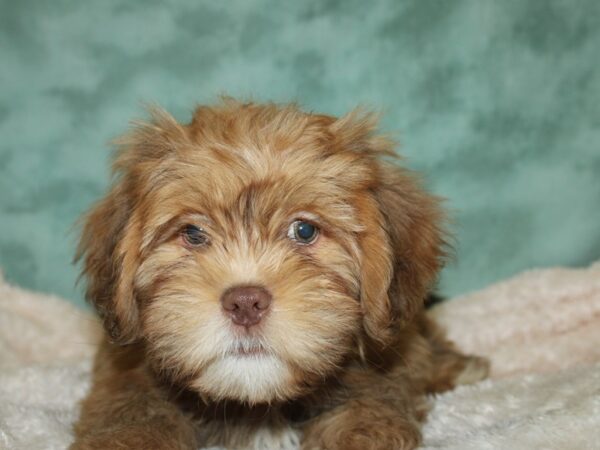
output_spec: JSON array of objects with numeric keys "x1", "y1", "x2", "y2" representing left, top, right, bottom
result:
[
  {"x1": 454, "y1": 355, "x2": 490, "y2": 386},
  {"x1": 303, "y1": 426, "x2": 420, "y2": 450},
  {"x1": 302, "y1": 404, "x2": 421, "y2": 450},
  {"x1": 70, "y1": 424, "x2": 196, "y2": 450}
]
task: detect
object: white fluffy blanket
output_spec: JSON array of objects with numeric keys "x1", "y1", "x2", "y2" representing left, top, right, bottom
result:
[{"x1": 1, "y1": 264, "x2": 600, "y2": 450}]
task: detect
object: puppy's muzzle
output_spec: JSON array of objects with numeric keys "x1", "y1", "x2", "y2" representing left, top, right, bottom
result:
[{"x1": 221, "y1": 285, "x2": 272, "y2": 328}]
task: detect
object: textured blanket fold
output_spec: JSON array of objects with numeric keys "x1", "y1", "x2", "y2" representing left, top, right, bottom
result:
[{"x1": 1, "y1": 263, "x2": 599, "y2": 450}]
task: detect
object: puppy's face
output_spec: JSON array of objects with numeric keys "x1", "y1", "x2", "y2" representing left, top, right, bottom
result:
[{"x1": 78, "y1": 101, "x2": 445, "y2": 404}]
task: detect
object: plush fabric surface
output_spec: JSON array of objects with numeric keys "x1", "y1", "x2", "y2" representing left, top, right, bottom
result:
[
  {"x1": 1, "y1": 263, "x2": 599, "y2": 449},
  {"x1": 2, "y1": 0, "x2": 600, "y2": 306}
]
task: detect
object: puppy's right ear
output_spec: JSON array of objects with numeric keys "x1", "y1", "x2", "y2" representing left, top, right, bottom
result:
[
  {"x1": 76, "y1": 107, "x2": 188, "y2": 344},
  {"x1": 76, "y1": 181, "x2": 143, "y2": 344}
]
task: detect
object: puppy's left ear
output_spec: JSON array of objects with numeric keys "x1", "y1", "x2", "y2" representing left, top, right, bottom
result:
[
  {"x1": 332, "y1": 112, "x2": 447, "y2": 347},
  {"x1": 370, "y1": 162, "x2": 447, "y2": 342}
]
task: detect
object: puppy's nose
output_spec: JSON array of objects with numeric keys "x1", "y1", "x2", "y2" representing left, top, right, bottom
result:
[{"x1": 221, "y1": 285, "x2": 272, "y2": 327}]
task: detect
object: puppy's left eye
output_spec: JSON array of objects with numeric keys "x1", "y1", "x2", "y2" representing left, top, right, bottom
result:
[
  {"x1": 181, "y1": 225, "x2": 209, "y2": 247},
  {"x1": 288, "y1": 220, "x2": 319, "y2": 244}
]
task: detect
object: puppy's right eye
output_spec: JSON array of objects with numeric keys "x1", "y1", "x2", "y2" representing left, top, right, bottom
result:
[{"x1": 181, "y1": 225, "x2": 209, "y2": 247}]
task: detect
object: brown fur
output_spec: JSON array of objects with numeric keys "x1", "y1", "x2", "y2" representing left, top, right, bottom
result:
[{"x1": 72, "y1": 99, "x2": 488, "y2": 450}]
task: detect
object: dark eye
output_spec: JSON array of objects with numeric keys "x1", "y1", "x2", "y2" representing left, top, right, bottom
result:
[
  {"x1": 288, "y1": 220, "x2": 319, "y2": 244},
  {"x1": 181, "y1": 225, "x2": 209, "y2": 247}
]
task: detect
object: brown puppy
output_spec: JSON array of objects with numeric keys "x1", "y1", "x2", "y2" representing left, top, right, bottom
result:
[{"x1": 72, "y1": 99, "x2": 488, "y2": 450}]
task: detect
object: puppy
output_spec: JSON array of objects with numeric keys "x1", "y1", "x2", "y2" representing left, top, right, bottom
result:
[{"x1": 72, "y1": 99, "x2": 488, "y2": 450}]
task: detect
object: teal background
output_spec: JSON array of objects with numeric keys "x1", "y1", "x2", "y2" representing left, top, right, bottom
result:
[{"x1": 1, "y1": 1, "x2": 599, "y2": 308}]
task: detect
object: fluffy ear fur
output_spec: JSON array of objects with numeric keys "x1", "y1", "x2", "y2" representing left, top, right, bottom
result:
[
  {"x1": 371, "y1": 164, "x2": 447, "y2": 342},
  {"x1": 76, "y1": 183, "x2": 142, "y2": 344},
  {"x1": 331, "y1": 112, "x2": 447, "y2": 347},
  {"x1": 76, "y1": 107, "x2": 186, "y2": 344}
]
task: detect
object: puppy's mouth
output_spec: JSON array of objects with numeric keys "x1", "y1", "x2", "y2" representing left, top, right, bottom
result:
[{"x1": 226, "y1": 340, "x2": 270, "y2": 358}]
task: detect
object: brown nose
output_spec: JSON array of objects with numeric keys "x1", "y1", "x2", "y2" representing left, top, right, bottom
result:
[{"x1": 221, "y1": 285, "x2": 272, "y2": 327}]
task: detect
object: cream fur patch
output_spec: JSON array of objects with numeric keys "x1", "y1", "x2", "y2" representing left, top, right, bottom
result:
[{"x1": 190, "y1": 354, "x2": 292, "y2": 403}]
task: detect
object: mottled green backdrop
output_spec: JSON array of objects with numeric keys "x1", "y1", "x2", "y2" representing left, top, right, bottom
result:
[{"x1": 1, "y1": 0, "x2": 599, "y2": 307}]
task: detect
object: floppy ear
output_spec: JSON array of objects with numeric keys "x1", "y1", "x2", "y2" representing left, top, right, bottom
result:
[
  {"x1": 76, "y1": 181, "x2": 144, "y2": 345},
  {"x1": 76, "y1": 107, "x2": 186, "y2": 345},
  {"x1": 360, "y1": 164, "x2": 447, "y2": 346},
  {"x1": 331, "y1": 111, "x2": 447, "y2": 347},
  {"x1": 360, "y1": 163, "x2": 445, "y2": 345}
]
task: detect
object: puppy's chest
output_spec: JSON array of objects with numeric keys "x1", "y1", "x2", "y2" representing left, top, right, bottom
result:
[
  {"x1": 195, "y1": 418, "x2": 302, "y2": 450},
  {"x1": 173, "y1": 389, "x2": 318, "y2": 449}
]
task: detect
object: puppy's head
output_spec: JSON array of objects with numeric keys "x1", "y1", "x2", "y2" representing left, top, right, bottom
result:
[{"x1": 77, "y1": 100, "x2": 445, "y2": 404}]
